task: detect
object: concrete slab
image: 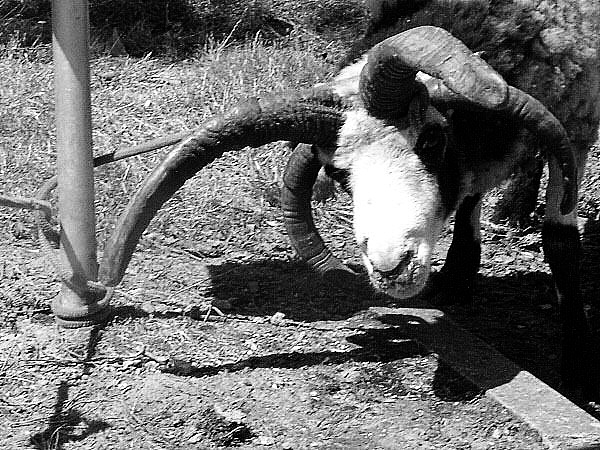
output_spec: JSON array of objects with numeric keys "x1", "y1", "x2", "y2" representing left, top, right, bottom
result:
[{"x1": 368, "y1": 306, "x2": 600, "y2": 450}]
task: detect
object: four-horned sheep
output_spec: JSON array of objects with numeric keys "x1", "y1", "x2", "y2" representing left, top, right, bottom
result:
[{"x1": 97, "y1": 1, "x2": 599, "y2": 398}]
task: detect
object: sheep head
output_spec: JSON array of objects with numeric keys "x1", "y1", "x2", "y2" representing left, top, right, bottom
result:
[{"x1": 332, "y1": 101, "x2": 451, "y2": 298}]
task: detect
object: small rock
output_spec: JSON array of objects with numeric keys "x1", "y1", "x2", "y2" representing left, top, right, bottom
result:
[
  {"x1": 161, "y1": 358, "x2": 195, "y2": 376},
  {"x1": 519, "y1": 251, "x2": 534, "y2": 261},
  {"x1": 214, "y1": 403, "x2": 246, "y2": 422},
  {"x1": 338, "y1": 367, "x2": 361, "y2": 383},
  {"x1": 154, "y1": 303, "x2": 169, "y2": 314},
  {"x1": 140, "y1": 302, "x2": 155, "y2": 315},
  {"x1": 281, "y1": 441, "x2": 293, "y2": 449},
  {"x1": 11, "y1": 222, "x2": 28, "y2": 239},
  {"x1": 257, "y1": 436, "x2": 275, "y2": 446},
  {"x1": 188, "y1": 433, "x2": 202, "y2": 444},
  {"x1": 145, "y1": 351, "x2": 169, "y2": 364},
  {"x1": 98, "y1": 70, "x2": 117, "y2": 81},
  {"x1": 269, "y1": 312, "x2": 286, "y2": 325}
]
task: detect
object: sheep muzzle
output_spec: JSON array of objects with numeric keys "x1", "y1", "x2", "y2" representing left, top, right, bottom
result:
[{"x1": 367, "y1": 250, "x2": 431, "y2": 299}]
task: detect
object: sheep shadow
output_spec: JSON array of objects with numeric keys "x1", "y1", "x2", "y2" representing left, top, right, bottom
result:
[
  {"x1": 206, "y1": 259, "x2": 387, "y2": 322},
  {"x1": 159, "y1": 316, "x2": 487, "y2": 403},
  {"x1": 103, "y1": 218, "x2": 600, "y2": 410},
  {"x1": 198, "y1": 217, "x2": 600, "y2": 402},
  {"x1": 582, "y1": 217, "x2": 600, "y2": 324},
  {"x1": 199, "y1": 261, "x2": 539, "y2": 399}
]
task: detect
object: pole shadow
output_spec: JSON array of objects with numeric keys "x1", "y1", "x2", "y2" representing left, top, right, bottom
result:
[
  {"x1": 29, "y1": 381, "x2": 110, "y2": 449},
  {"x1": 28, "y1": 326, "x2": 109, "y2": 449}
]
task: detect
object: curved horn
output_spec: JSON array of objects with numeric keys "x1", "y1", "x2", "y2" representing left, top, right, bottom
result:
[
  {"x1": 99, "y1": 92, "x2": 346, "y2": 286},
  {"x1": 361, "y1": 25, "x2": 577, "y2": 214},
  {"x1": 281, "y1": 144, "x2": 355, "y2": 282}
]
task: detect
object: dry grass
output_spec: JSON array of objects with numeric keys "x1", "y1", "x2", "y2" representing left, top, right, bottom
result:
[
  {"x1": 0, "y1": 25, "x2": 367, "y2": 448},
  {"x1": 1, "y1": 0, "x2": 366, "y2": 57},
  {"x1": 0, "y1": 32, "x2": 343, "y2": 239}
]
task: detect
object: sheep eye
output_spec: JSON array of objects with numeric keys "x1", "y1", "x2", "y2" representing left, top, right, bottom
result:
[{"x1": 415, "y1": 124, "x2": 447, "y2": 167}]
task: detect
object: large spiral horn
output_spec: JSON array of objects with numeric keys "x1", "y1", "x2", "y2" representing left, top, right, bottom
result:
[
  {"x1": 99, "y1": 90, "x2": 347, "y2": 287},
  {"x1": 360, "y1": 25, "x2": 576, "y2": 214}
]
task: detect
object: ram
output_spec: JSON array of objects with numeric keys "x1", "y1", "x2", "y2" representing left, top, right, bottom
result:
[{"x1": 99, "y1": 11, "x2": 599, "y2": 397}]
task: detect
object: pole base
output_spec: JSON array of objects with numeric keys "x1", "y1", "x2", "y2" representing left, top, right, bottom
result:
[{"x1": 52, "y1": 284, "x2": 113, "y2": 328}]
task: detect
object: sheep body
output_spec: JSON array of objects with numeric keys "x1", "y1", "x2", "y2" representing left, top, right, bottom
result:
[
  {"x1": 350, "y1": 0, "x2": 600, "y2": 138},
  {"x1": 105, "y1": 10, "x2": 600, "y2": 396},
  {"x1": 341, "y1": 0, "x2": 600, "y2": 221}
]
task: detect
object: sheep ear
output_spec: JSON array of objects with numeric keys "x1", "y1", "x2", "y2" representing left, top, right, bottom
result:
[{"x1": 414, "y1": 122, "x2": 448, "y2": 168}]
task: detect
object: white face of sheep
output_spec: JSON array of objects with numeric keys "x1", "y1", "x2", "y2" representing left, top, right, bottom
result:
[{"x1": 333, "y1": 108, "x2": 447, "y2": 299}]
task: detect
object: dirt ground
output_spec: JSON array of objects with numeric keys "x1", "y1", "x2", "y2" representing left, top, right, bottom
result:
[
  {"x1": 2, "y1": 139, "x2": 600, "y2": 448},
  {"x1": 0, "y1": 245, "x2": 548, "y2": 450}
]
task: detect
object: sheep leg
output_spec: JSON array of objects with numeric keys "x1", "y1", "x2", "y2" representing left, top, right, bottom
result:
[
  {"x1": 543, "y1": 156, "x2": 599, "y2": 398},
  {"x1": 439, "y1": 194, "x2": 482, "y2": 302},
  {"x1": 491, "y1": 153, "x2": 544, "y2": 226}
]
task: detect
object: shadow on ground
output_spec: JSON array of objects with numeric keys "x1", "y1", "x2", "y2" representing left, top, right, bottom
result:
[
  {"x1": 207, "y1": 259, "x2": 386, "y2": 322},
  {"x1": 28, "y1": 328, "x2": 109, "y2": 449},
  {"x1": 156, "y1": 317, "x2": 486, "y2": 403},
  {"x1": 80, "y1": 218, "x2": 600, "y2": 421},
  {"x1": 183, "y1": 218, "x2": 599, "y2": 405}
]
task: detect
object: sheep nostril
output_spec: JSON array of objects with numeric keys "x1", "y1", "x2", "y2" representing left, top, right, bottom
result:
[{"x1": 372, "y1": 250, "x2": 414, "y2": 279}]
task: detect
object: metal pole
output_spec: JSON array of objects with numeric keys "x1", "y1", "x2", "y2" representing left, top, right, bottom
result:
[{"x1": 51, "y1": 0, "x2": 109, "y2": 326}]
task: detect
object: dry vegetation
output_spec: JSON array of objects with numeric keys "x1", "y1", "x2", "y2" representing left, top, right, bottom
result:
[{"x1": 1, "y1": 2, "x2": 600, "y2": 449}]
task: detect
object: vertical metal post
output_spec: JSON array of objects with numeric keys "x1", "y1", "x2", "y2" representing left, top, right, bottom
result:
[{"x1": 51, "y1": 0, "x2": 109, "y2": 326}]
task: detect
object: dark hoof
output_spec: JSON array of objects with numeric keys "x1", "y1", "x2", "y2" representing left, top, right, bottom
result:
[
  {"x1": 426, "y1": 270, "x2": 474, "y2": 305},
  {"x1": 560, "y1": 337, "x2": 600, "y2": 403}
]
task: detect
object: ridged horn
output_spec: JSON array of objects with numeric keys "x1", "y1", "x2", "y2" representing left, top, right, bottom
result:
[
  {"x1": 360, "y1": 25, "x2": 577, "y2": 214},
  {"x1": 281, "y1": 144, "x2": 356, "y2": 282},
  {"x1": 98, "y1": 91, "x2": 346, "y2": 287}
]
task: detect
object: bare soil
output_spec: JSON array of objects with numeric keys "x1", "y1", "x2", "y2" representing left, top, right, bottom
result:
[{"x1": 2, "y1": 141, "x2": 600, "y2": 448}]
